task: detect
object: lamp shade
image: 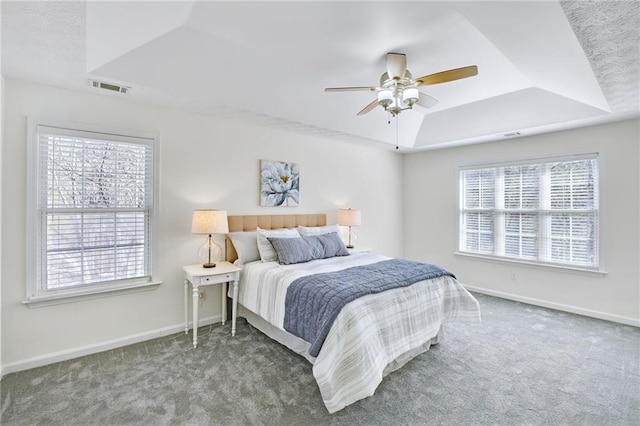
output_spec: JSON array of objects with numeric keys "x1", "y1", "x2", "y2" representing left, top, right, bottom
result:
[
  {"x1": 403, "y1": 88, "x2": 419, "y2": 105},
  {"x1": 377, "y1": 90, "x2": 393, "y2": 108},
  {"x1": 337, "y1": 208, "x2": 361, "y2": 226},
  {"x1": 191, "y1": 209, "x2": 229, "y2": 235}
]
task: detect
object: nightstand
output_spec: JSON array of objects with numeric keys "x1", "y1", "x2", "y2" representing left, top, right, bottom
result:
[
  {"x1": 348, "y1": 247, "x2": 372, "y2": 254},
  {"x1": 183, "y1": 262, "x2": 241, "y2": 348}
]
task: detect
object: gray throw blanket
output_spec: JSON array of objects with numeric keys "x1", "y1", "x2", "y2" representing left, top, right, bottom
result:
[{"x1": 283, "y1": 258, "x2": 456, "y2": 357}]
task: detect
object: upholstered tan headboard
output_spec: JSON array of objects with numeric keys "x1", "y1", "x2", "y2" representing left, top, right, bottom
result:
[{"x1": 225, "y1": 214, "x2": 327, "y2": 262}]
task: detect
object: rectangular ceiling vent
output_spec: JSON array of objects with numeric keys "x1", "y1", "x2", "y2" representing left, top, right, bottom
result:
[
  {"x1": 89, "y1": 79, "x2": 131, "y2": 94},
  {"x1": 503, "y1": 131, "x2": 522, "y2": 137}
]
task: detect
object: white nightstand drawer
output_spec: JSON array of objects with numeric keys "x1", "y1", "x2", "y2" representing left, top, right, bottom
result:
[
  {"x1": 200, "y1": 274, "x2": 232, "y2": 284},
  {"x1": 348, "y1": 247, "x2": 372, "y2": 254}
]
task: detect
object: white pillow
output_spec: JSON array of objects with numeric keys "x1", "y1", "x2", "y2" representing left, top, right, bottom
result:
[
  {"x1": 228, "y1": 231, "x2": 260, "y2": 265},
  {"x1": 298, "y1": 224, "x2": 344, "y2": 241},
  {"x1": 256, "y1": 227, "x2": 300, "y2": 262}
]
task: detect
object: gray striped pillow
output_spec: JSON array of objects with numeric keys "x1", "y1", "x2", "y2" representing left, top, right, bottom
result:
[
  {"x1": 256, "y1": 227, "x2": 300, "y2": 262},
  {"x1": 268, "y1": 232, "x2": 349, "y2": 265},
  {"x1": 315, "y1": 232, "x2": 350, "y2": 257}
]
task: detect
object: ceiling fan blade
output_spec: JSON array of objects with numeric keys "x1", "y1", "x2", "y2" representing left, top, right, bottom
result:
[
  {"x1": 386, "y1": 52, "x2": 407, "y2": 80},
  {"x1": 414, "y1": 65, "x2": 478, "y2": 86},
  {"x1": 324, "y1": 86, "x2": 377, "y2": 92},
  {"x1": 357, "y1": 99, "x2": 379, "y2": 116},
  {"x1": 416, "y1": 93, "x2": 439, "y2": 108}
]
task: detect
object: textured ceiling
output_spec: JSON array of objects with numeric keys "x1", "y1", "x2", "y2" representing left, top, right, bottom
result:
[
  {"x1": 561, "y1": 0, "x2": 639, "y2": 114},
  {"x1": 2, "y1": 1, "x2": 638, "y2": 151}
]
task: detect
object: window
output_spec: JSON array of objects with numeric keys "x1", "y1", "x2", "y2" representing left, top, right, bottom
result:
[
  {"x1": 27, "y1": 118, "x2": 159, "y2": 303},
  {"x1": 459, "y1": 155, "x2": 599, "y2": 270}
]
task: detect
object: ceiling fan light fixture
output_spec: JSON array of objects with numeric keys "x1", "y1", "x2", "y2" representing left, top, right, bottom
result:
[
  {"x1": 324, "y1": 52, "x2": 477, "y2": 119},
  {"x1": 377, "y1": 90, "x2": 393, "y2": 108},
  {"x1": 388, "y1": 97, "x2": 403, "y2": 116},
  {"x1": 402, "y1": 88, "x2": 419, "y2": 106}
]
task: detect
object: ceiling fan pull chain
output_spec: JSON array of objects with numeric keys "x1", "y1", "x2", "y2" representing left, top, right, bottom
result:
[{"x1": 395, "y1": 115, "x2": 399, "y2": 150}]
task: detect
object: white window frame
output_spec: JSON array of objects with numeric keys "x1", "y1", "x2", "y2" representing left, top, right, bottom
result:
[
  {"x1": 458, "y1": 153, "x2": 603, "y2": 274},
  {"x1": 25, "y1": 117, "x2": 161, "y2": 307}
]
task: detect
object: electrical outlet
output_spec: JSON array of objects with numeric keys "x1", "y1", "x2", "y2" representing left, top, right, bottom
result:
[
  {"x1": 511, "y1": 272, "x2": 517, "y2": 281},
  {"x1": 199, "y1": 291, "x2": 205, "y2": 300}
]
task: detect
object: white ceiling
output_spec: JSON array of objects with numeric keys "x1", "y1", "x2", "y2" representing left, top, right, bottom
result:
[{"x1": 2, "y1": 1, "x2": 639, "y2": 151}]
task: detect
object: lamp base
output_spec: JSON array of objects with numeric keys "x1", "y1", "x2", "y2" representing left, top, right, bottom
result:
[
  {"x1": 202, "y1": 263, "x2": 217, "y2": 268},
  {"x1": 346, "y1": 245, "x2": 354, "y2": 249}
]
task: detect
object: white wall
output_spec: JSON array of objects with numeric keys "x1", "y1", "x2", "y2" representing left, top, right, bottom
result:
[
  {"x1": 1, "y1": 79, "x2": 403, "y2": 370},
  {"x1": 403, "y1": 119, "x2": 640, "y2": 325},
  {"x1": 2, "y1": 77, "x2": 637, "y2": 374}
]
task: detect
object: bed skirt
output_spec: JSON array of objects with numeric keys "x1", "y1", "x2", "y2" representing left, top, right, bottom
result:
[{"x1": 238, "y1": 304, "x2": 317, "y2": 362}]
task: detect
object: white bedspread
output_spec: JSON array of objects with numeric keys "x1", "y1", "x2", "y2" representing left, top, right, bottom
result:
[{"x1": 237, "y1": 253, "x2": 480, "y2": 413}]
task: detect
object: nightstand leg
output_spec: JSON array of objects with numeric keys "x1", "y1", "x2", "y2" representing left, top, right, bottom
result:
[
  {"x1": 231, "y1": 279, "x2": 239, "y2": 336},
  {"x1": 221, "y1": 281, "x2": 227, "y2": 325},
  {"x1": 184, "y1": 280, "x2": 189, "y2": 335},
  {"x1": 192, "y1": 287, "x2": 199, "y2": 348}
]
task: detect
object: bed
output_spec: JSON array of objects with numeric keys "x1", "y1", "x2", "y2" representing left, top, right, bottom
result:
[{"x1": 225, "y1": 214, "x2": 480, "y2": 413}]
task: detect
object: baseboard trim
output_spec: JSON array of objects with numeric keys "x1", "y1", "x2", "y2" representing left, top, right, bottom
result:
[
  {"x1": 0, "y1": 315, "x2": 222, "y2": 378},
  {"x1": 464, "y1": 285, "x2": 640, "y2": 327}
]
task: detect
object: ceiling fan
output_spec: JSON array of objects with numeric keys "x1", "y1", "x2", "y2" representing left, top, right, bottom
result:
[{"x1": 324, "y1": 52, "x2": 478, "y2": 117}]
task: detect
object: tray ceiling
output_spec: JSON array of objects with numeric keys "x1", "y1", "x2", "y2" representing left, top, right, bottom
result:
[{"x1": 2, "y1": 1, "x2": 638, "y2": 151}]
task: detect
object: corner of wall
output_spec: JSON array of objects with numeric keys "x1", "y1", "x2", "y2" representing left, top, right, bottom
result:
[
  {"x1": 0, "y1": 5, "x2": 4, "y2": 376},
  {"x1": 1, "y1": 74, "x2": 5, "y2": 376}
]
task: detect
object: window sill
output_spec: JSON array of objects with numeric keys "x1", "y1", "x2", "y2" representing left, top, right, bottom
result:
[
  {"x1": 454, "y1": 251, "x2": 607, "y2": 276},
  {"x1": 23, "y1": 280, "x2": 162, "y2": 308}
]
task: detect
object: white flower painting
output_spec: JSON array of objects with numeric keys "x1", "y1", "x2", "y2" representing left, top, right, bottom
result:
[{"x1": 260, "y1": 160, "x2": 300, "y2": 207}]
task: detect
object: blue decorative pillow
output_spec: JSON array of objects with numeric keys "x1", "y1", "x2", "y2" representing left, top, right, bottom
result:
[
  {"x1": 268, "y1": 232, "x2": 349, "y2": 265},
  {"x1": 256, "y1": 227, "x2": 300, "y2": 262},
  {"x1": 267, "y1": 237, "x2": 315, "y2": 265},
  {"x1": 315, "y1": 232, "x2": 350, "y2": 258}
]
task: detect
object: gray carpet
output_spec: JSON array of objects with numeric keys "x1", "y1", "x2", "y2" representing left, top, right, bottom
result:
[{"x1": 1, "y1": 293, "x2": 639, "y2": 425}]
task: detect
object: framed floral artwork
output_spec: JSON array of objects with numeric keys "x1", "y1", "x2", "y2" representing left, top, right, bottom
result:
[{"x1": 260, "y1": 160, "x2": 300, "y2": 207}]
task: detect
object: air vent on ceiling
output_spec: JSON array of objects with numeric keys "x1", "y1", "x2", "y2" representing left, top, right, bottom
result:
[
  {"x1": 503, "y1": 131, "x2": 522, "y2": 137},
  {"x1": 89, "y1": 79, "x2": 130, "y2": 94}
]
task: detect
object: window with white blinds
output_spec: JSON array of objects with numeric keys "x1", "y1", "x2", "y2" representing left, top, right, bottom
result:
[
  {"x1": 28, "y1": 119, "x2": 157, "y2": 300},
  {"x1": 459, "y1": 155, "x2": 599, "y2": 270}
]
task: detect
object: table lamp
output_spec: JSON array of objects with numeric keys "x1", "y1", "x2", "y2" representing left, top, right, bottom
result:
[
  {"x1": 191, "y1": 209, "x2": 229, "y2": 268},
  {"x1": 337, "y1": 208, "x2": 361, "y2": 249}
]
